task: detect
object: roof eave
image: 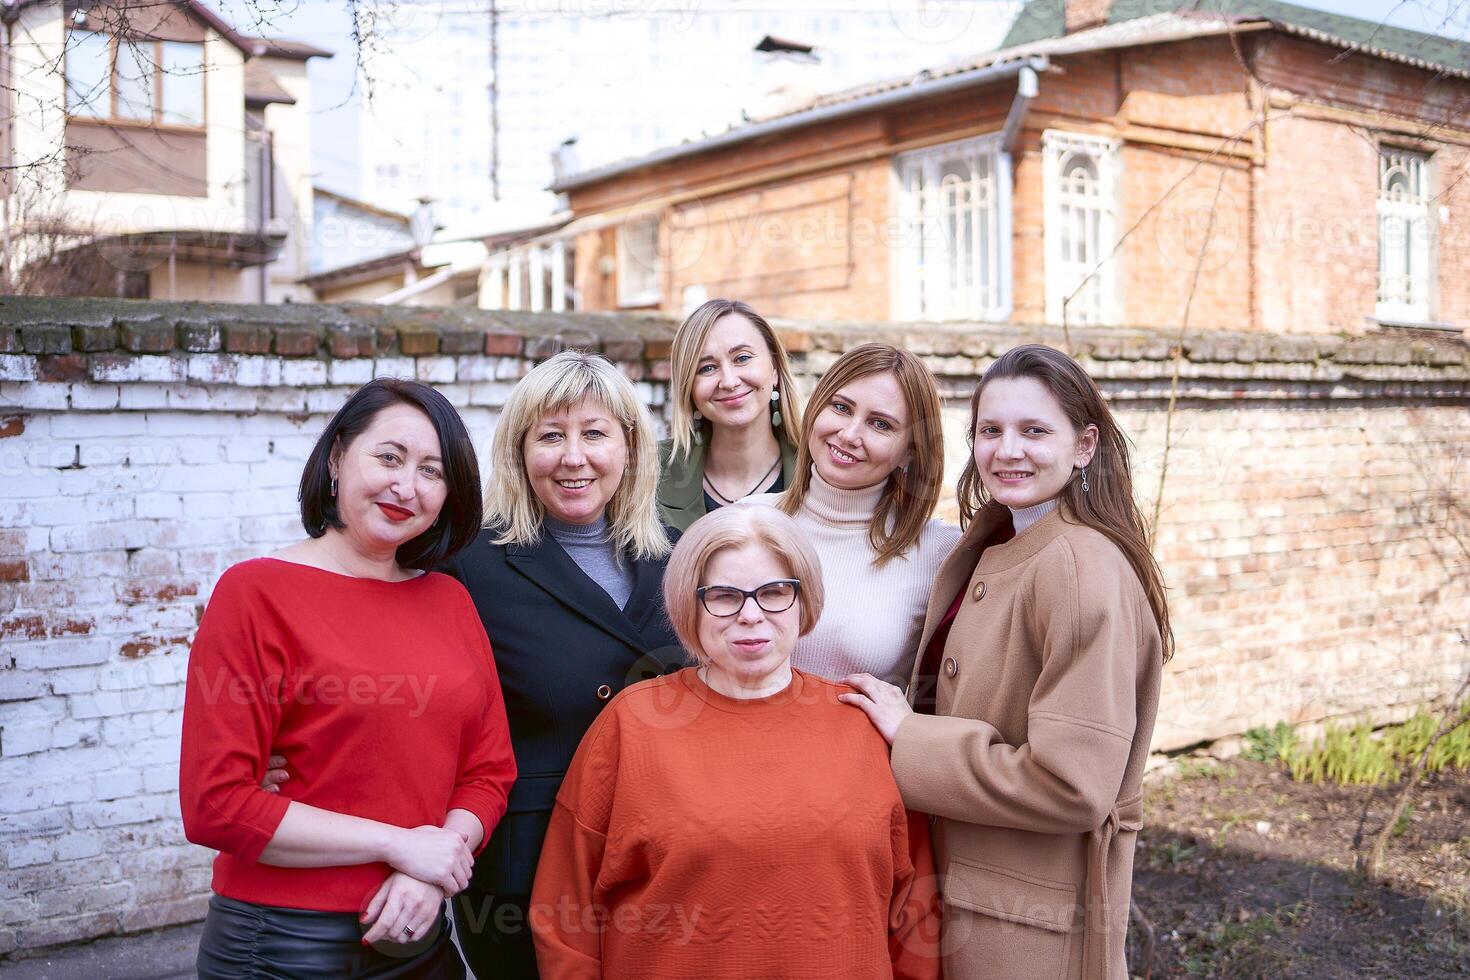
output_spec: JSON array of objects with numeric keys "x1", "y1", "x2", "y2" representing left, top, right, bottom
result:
[{"x1": 549, "y1": 55, "x2": 1050, "y2": 194}]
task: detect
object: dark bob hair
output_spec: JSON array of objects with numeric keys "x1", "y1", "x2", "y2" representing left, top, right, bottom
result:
[{"x1": 299, "y1": 378, "x2": 482, "y2": 570}]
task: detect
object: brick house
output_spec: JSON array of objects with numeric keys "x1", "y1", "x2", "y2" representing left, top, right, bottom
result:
[
  {"x1": 0, "y1": 0, "x2": 329, "y2": 301},
  {"x1": 542, "y1": 0, "x2": 1470, "y2": 336}
]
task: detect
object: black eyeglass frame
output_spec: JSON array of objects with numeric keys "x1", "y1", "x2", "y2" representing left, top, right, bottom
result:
[{"x1": 696, "y1": 579, "x2": 801, "y2": 617}]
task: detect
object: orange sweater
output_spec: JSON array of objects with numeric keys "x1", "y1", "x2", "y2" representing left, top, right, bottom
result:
[{"x1": 529, "y1": 668, "x2": 940, "y2": 980}]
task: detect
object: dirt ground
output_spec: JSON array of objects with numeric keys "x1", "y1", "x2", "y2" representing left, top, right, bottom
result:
[{"x1": 1128, "y1": 759, "x2": 1470, "y2": 978}]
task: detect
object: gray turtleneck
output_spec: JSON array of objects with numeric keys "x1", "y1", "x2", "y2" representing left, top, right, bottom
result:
[{"x1": 545, "y1": 515, "x2": 634, "y2": 610}]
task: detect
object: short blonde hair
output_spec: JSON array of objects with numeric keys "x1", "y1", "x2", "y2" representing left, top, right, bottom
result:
[
  {"x1": 484, "y1": 350, "x2": 670, "y2": 560},
  {"x1": 661, "y1": 505, "x2": 824, "y2": 665},
  {"x1": 668, "y1": 299, "x2": 804, "y2": 461}
]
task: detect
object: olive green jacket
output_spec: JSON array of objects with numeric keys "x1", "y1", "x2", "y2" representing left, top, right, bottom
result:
[{"x1": 656, "y1": 436, "x2": 799, "y2": 532}]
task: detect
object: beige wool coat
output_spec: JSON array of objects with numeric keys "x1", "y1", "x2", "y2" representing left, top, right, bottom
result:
[{"x1": 892, "y1": 503, "x2": 1162, "y2": 980}]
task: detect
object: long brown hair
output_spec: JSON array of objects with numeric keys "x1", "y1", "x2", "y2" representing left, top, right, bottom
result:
[
  {"x1": 667, "y1": 298, "x2": 803, "y2": 461},
  {"x1": 956, "y1": 344, "x2": 1174, "y2": 662},
  {"x1": 780, "y1": 343, "x2": 945, "y2": 566}
]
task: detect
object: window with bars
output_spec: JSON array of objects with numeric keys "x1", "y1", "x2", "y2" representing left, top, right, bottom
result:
[
  {"x1": 1377, "y1": 148, "x2": 1435, "y2": 323},
  {"x1": 65, "y1": 31, "x2": 205, "y2": 127},
  {"x1": 893, "y1": 135, "x2": 1010, "y2": 321},
  {"x1": 1043, "y1": 131, "x2": 1119, "y2": 326}
]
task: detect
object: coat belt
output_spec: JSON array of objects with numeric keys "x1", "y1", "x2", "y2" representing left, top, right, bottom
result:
[{"x1": 1083, "y1": 790, "x2": 1143, "y2": 979}]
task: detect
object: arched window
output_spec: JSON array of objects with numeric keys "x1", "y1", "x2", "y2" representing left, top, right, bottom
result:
[
  {"x1": 1377, "y1": 148, "x2": 1434, "y2": 323},
  {"x1": 894, "y1": 134, "x2": 1010, "y2": 321},
  {"x1": 1043, "y1": 131, "x2": 1119, "y2": 326}
]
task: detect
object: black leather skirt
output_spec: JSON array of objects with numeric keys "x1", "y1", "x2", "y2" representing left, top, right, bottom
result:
[{"x1": 197, "y1": 894, "x2": 466, "y2": 980}]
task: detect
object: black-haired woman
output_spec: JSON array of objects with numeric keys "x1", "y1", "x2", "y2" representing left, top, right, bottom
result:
[{"x1": 180, "y1": 378, "x2": 517, "y2": 979}]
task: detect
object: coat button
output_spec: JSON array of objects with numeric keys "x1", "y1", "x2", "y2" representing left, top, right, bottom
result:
[
  {"x1": 596, "y1": 684, "x2": 612, "y2": 701},
  {"x1": 943, "y1": 658, "x2": 958, "y2": 678},
  {"x1": 972, "y1": 580, "x2": 986, "y2": 601}
]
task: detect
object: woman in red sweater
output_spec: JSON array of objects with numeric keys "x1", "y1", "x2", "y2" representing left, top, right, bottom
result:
[
  {"x1": 529, "y1": 505, "x2": 939, "y2": 980},
  {"x1": 179, "y1": 379, "x2": 517, "y2": 979}
]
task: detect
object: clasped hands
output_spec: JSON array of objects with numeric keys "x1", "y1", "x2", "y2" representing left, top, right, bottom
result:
[{"x1": 360, "y1": 823, "x2": 472, "y2": 946}]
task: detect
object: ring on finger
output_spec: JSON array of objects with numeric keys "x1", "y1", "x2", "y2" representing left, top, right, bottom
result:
[{"x1": 403, "y1": 925, "x2": 414, "y2": 938}]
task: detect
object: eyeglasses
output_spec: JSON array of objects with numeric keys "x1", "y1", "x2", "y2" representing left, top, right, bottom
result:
[{"x1": 696, "y1": 579, "x2": 800, "y2": 617}]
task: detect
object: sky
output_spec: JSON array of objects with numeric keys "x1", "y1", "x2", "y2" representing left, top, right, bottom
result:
[{"x1": 204, "y1": 0, "x2": 1470, "y2": 205}]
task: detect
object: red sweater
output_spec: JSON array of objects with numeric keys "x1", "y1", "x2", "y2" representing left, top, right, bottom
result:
[
  {"x1": 530, "y1": 668, "x2": 941, "y2": 980},
  {"x1": 179, "y1": 558, "x2": 516, "y2": 912}
]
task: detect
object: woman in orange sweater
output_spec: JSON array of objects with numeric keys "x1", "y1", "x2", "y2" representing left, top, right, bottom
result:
[{"x1": 529, "y1": 505, "x2": 939, "y2": 979}]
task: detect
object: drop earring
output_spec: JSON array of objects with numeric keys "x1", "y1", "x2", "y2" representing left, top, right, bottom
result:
[
  {"x1": 692, "y1": 409, "x2": 704, "y2": 446},
  {"x1": 770, "y1": 389, "x2": 782, "y2": 429},
  {"x1": 1080, "y1": 464, "x2": 1090, "y2": 494},
  {"x1": 330, "y1": 475, "x2": 338, "y2": 497}
]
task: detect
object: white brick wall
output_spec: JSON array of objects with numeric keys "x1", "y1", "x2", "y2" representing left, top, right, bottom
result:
[{"x1": 0, "y1": 310, "x2": 1465, "y2": 959}]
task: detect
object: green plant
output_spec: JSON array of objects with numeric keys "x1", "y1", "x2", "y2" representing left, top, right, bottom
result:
[
  {"x1": 1241, "y1": 722, "x2": 1297, "y2": 763},
  {"x1": 1284, "y1": 722, "x2": 1399, "y2": 786}
]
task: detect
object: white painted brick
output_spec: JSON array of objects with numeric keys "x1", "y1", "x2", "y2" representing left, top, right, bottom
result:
[
  {"x1": 253, "y1": 389, "x2": 308, "y2": 412},
  {"x1": 93, "y1": 771, "x2": 142, "y2": 801},
  {"x1": 141, "y1": 766, "x2": 178, "y2": 795},
  {"x1": 232, "y1": 358, "x2": 283, "y2": 387},
  {"x1": 0, "y1": 806, "x2": 69, "y2": 837},
  {"x1": 0, "y1": 383, "x2": 67, "y2": 410},
  {"x1": 0, "y1": 672, "x2": 48, "y2": 703},
  {"x1": 125, "y1": 547, "x2": 178, "y2": 576},
  {"x1": 0, "y1": 355, "x2": 37, "y2": 381},
  {"x1": 468, "y1": 381, "x2": 516, "y2": 407},
  {"x1": 454, "y1": 356, "x2": 497, "y2": 382},
  {"x1": 71, "y1": 795, "x2": 168, "y2": 829},
  {"x1": 436, "y1": 383, "x2": 471, "y2": 407},
  {"x1": 329, "y1": 360, "x2": 374, "y2": 386},
  {"x1": 374, "y1": 357, "x2": 414, "y2": 379},
  {"x1": 305, "y1": 388, "x2": 356, "y2": 414},
  {"x1": 52, "y1": 832, "x2": 104, "y2": 862},
  {"x1": 494, "y1": 357, "x2": 528, "y2": 380},
  {"x1": 13, "y1": 638, "x2": 111, "y2": 671},
  {"x1": 0, "y1": 471, "x2": 61, "y2": 498},
  {"x1": 134, "y1": 493, "x2": 184, "y2": 519},
  {"x1": 152, "y1": 463, "x2": 252, "y2": 493},
  {"x1": 49, "y1": 719, "x2": 100, "y2": 751},
  {"x1": 415, "y1": 356, "x2": 456, "y2": 383},
  {"x1": 197, "y1": 387, "x2": 257, "y2": 411},
  {"x1": 240, "y1": 515, "x2": 300, "y2": 544},
  {"x1": 50, "y1": 521, "x2": 150, "y2": 553},
  {"x1": 234, "y1": 489, "x2": 291, "y2": 517},
  {"x1": 47, "y1": 668, "x2": 101, "y2": 696},
  {"x1": 25, "y1": 495, "x2": 129, "y2": 526},
  {"x1": 280, "y1": 361, "x2": 328, "y2": 387},
  {"x1": 185, "y1": 354, "x2": 237, "y2": 385},
  {"x1": 144, "y1": 413, "x2": 241, "y2": 437},
  {"x1": 223, "y1": 439, "x2": 270, "y2": 464},
  {"x1": 145, "y1": 516, "x2": 240, "y2": 549},
  {"x1": 0, "y1": 726, "x2": 53, "y2": 757},
  {"x1": 6, "y1": 840, "x2": 54, "y2": 868},
  {"x1": 50, "y1": 414, "x2": 148, "y2": 438},
  {"x1": 117, "y1": 385, "x2": 171, "y2": 410},
  {"x1": 165, "y1": 385, "x2": 212, "y2": 410},
  {"x1": 173, "y1": 438, "x2": 223, "y2": 465},
  {"x1": 67, "y1": 385, "x2": 120, "y2": 410},
  {"x1": 181, "y1": 493, "x2": 230, "y2": 518},
  {"x1": 247, "y1": 460, "x2": 304, "y2": 489}
]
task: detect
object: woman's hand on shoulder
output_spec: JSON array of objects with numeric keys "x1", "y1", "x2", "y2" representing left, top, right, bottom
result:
[
  {"x1": 838, "y1": 673, "x2": 913, "y2": 745},
  {"x1": 360, "y1": 871, "x2": 445, "y2": 946}
]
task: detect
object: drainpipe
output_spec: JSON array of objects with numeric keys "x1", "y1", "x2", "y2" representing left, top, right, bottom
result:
[{"x1": 1001, "y1": 64, "x2": 1039, "y2": 157}]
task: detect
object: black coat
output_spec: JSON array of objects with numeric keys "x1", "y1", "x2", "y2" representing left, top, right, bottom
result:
[{"x1": 442, "y1": 526, "x2": 684, "y2": 896}]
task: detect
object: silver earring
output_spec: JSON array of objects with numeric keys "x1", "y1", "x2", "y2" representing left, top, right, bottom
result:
[
  {"x1": 692, "y1": 409, "x2": 704, "y2": 446},
  {"x1": 330, "y1": 476, "x2": 338, "y2": 497},
  {"x1": 1080, "y1": 465, "x2": 1090, "y2": 493},
  {"x1": 770, "y1": 389, "x2": 782, "y2": 429}
]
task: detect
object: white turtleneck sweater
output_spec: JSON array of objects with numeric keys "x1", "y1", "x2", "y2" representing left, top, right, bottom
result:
[{"x1": 748, "y1": 470, "x2": 961, "y2": 685}]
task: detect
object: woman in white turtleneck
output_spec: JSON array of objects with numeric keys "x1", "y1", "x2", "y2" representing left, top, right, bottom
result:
[{"x1": 750, "y1": 343, "x2": 960, "y2": 686}]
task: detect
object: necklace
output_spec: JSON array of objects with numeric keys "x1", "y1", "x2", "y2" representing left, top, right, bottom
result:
[{"x1": 703, "y1": 456, "x2": 781, "y2": 505}]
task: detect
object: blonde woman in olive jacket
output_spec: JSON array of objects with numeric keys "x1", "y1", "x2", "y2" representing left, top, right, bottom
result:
[{"x1": 841, "y1": 345, "x2": 1172, "y2": 980}]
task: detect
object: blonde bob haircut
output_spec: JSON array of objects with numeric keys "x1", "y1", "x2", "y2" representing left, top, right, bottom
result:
[
  {"x1": 779, "y1": 343, "x2": 945, "y2": 566},
  {"x1": 667, "y1": 298, "x2": 804, "y2": 461},
  {"x1": 484, "y1": 350, "x2": 670, "y2": 561},
  {"x1": 661, "y1": 504, "x2": 824, "y2": 666}
]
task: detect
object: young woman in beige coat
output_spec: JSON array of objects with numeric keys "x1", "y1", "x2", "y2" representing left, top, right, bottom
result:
[{"x1": 842, "y1": 345, "x2": 1173, "y2": 980}]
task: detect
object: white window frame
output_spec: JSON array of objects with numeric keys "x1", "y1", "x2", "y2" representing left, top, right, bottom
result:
[
  {"x1": 1376, "y1": 146, "x2": 1436, "y2": 324},
  {"x1": 617, "y1": 215, "x2": 662, "y2": 308},
  {"x1": 891, "y1": 133, "x2": 1012, "y2": 322},
  {"x1": 1042, "y1": 130, "x2": 1121, "y2": 327}
]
